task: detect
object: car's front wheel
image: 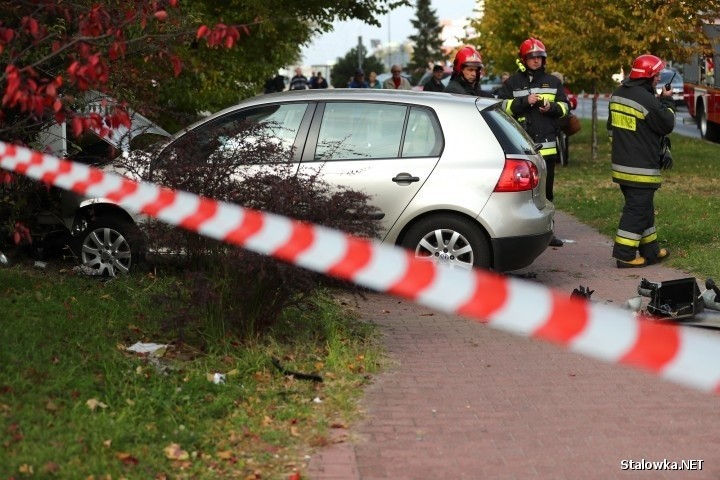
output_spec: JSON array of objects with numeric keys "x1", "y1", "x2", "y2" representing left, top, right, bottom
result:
[
  {"x1": 401, "y1": 215, "x2": 491, "y2": 270},
  {"x1": 73, "y1": 216, "x2": 142, "y2": 276}
]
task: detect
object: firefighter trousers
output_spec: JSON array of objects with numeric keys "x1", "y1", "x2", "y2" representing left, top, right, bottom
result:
[{"x1": 612, "y1": 185, "x2": 661, "y2": 261}]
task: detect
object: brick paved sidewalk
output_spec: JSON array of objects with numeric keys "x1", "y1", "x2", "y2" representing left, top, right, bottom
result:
[{"x1": 307, "y1": 211, "x2": 720, "y2": 480}]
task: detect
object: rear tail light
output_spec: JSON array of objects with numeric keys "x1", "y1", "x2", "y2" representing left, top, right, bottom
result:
[{"x1": 493, "y1": 158, "x2": 539, "y2": 192}]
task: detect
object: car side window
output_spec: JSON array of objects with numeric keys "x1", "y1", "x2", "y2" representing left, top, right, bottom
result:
[
  {"x1": 314, "y1": 103, "x2": 407, "y2": 160},
  {"x1": 401, "y1": 107, "x2": 443, "y2": 157},
  {"x1": 208, "y1": 103, "x2": 308, "y2": 155},
  {"x1": 156, "y1": 103, "x2": 308, "y2": 170}
]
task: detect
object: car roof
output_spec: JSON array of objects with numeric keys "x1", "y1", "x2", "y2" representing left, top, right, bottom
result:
[{"x1": 179, "y1": 89, "x2": 500, "y2": 136}]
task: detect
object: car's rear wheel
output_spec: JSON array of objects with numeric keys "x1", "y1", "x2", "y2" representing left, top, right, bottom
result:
[
  {"x1": 73, "y1": 216, "x2": 142, "y2": 276},
  {"x1": 401, "y1": 215, "x2": 491, "y2": 270}
]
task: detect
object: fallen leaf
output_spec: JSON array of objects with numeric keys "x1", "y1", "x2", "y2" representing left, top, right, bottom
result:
[
  {"x1": 288, "y1": 472, "x2": 301, "y2": 480},
  {"x1": 262, "y1": 415, "x2": 273, "y2": 426},
  {"x1": 116, "y1": 451, "x2": 139, "y2": 465},
  {"x1": 226, "y1": 369, "x2": 240, "y2": 377},
  {"x1": 330, "y1": 422, "x2": 348, "y2": 429},
  {"x1": 86, "y1": 399, "x2": 108, "y2": 411},
  {"x1": 18, "y1": 464, "x2": 34, "y2": 474},
  {"x1": 103, "y1": 439, "x2": 112, "y2": 448},
  {"x1": 45, "y1": 400, "x2": 59, "y2": 411},
  {"x1": 217, "y1": 450, "x2": 234, "y2": 460},
  {"x1": 289, "y1": 426, "x2": 300, "y2": 437},
  {"x1": 43, "y1": 462, "x2": 60, "y2": 474},
  {"x1": 163, "y1": 443, "x2": 189, "y2": 461}
]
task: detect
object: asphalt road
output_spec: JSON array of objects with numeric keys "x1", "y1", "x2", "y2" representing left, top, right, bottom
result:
[{"x1": 575, "y1": 96, "x2": 701, "y2": 139}]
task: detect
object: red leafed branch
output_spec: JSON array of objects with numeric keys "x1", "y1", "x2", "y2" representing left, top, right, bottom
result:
[{"x1": 0, "y1": 1, "x2": 253, "y2": 143}]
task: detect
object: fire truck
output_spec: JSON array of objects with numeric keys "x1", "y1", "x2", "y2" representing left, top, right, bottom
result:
[{"x1": 683, "y1": 21, "x2": 720, "y2": 142}]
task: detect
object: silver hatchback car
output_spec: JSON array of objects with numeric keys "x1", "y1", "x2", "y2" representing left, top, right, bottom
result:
[{"x1": 65, "y1": 89, "x2": 555, "y2": 274}]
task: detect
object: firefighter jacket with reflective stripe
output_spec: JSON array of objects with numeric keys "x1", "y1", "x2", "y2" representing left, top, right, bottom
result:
[
  {"x1": 496, "y1": 67, "x2": 569, "y2": 157},
  {"x1": 443, "y1": 75, "x2": 494, "y2": 97},
  {"x1": 607, "y1": 78, "x2": 676, "y2": 189}
]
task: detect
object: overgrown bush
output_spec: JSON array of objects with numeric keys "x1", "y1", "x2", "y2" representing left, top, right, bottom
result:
[{"x1": 117, "y1": 116, "x2": 382, "y2": 338}]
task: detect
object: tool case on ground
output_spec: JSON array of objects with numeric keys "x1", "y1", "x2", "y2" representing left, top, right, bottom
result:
[{"x1": 638, "y1": 277, "x2": 703, "y2": 320}]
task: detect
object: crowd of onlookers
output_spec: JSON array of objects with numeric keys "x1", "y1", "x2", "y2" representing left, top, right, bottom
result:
[{"x1": 263, "y1": 64, "x2": 426, "y2": 93}]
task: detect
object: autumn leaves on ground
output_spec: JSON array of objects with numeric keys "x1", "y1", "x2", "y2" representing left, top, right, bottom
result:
[{"x1": 0, "y1": 267, "x2": 381, "y2": 479}]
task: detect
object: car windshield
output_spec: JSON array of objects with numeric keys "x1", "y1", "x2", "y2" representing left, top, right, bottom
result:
[{"x1": 659, "y1": 70, "x2": 681, "y2": 85}]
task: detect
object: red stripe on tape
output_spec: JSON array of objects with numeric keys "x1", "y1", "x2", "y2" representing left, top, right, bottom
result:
[
  {"x1": 620, "y1": 320, "x2": 680, "y2": 372},
  {"x1": 180, "y1": 197, "x2": 218, "y2": 232},
  {"x1": 458, "y1": 271, "x2": 508, "y2": 322},
  {"x1": 224, "y1": 208, "x2": 264, "y2": 244},
  {"x1": 388, "y1": 253, "x2": 435, "y2": 298},
  {"x1": 40, "y1": 158, "x2": 72, "y2": 186},
  {"x1": 12, "y1": 148, "x2": 43, "y2": 175},
  {"x1": 72, "y1": 168, "x2": 104, "y2": 196},
  {"x1": 143, "y1": 188, "x2": 176, "y2": 217},
  {"x1": 107, "y1": 178, "x2": 139, "y2": 203},
  {"x1": 273, "y1": 221, "x2": 315, "y2": 263},
  {"x1": 534, "y1": 293, "x2": 589, "y2": 343},
  {"x1": 327, "y1": 237, "x2": 372, "y2": 279}
]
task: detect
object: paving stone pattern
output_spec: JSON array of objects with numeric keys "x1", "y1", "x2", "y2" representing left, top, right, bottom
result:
[{"x1": 307, "y1": 211, "x2": 720, "y2": 480}]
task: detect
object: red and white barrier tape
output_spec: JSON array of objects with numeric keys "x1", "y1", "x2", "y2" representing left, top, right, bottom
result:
[{"x1": 3, "y1": 142, "x2": 720, "y2": 393}]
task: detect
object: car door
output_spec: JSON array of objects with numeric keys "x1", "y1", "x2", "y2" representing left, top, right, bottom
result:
[{"x1": 299, "y1": 101, "x2": 443, "y2": 238}]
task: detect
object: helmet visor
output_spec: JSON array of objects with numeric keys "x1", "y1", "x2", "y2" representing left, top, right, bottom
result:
[{"x1": 526, "y1": 51, "x2": 546, "y2": 59}]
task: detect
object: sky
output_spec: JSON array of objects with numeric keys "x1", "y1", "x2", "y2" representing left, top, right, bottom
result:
[{"x1": 300, "y1": 0, "x2": 478, "y2": 67}]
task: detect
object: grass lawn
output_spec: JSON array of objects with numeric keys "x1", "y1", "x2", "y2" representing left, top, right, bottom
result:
[
  {"x1": 0, "y1": 265, "x2": 381, "y2": 479},
  {"x1": 555, "y1": 117, "x2": 720, "y2": 278}
]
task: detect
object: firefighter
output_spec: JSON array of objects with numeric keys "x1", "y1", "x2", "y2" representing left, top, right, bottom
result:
[
  {"x1": 608, "y1": 54, "x2": 676, "y2": 268},
  {"x1": 444, "y1": 46, "x2": 494, "y2": 97},
  {"x1": 496, "y1": 38, "x2": 569, "y2": 247}
]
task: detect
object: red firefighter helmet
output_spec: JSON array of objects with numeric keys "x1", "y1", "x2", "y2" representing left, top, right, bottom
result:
[
  {"x1": 519, "y1": 38, "x2": 547, "y2": 62},
  {"x1": 453, "y1": 46, "x2": 484, "y2": 75},
  {"x1": 629, "y1": 54, "x2": 665, "y2": 79}
]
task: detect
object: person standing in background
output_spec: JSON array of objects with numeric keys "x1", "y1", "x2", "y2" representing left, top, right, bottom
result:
[
  {"x1": 607, "y1": 54, "x2": 676, "y2": 268},
  {"x1": 423, "y1": 65, "x2": 446, "y2": 92},
  {"x1": 383, "y1": 65, "x2": 412, "y2": 90},
  {"x1": 368, "y1": 71, "x2": 382, "y2": 89},
  {"x1": 289, "y1": 67, "x2": 309, "y2": 90},
  {"x1": 348, "y1": 69, "x2": 369, "y2": 88},
  {"x1": 443, "y1": 46, "x2": 493, "y2": 98},
  {"x1": 496, "y1": 38, "x2": 569, "y2": 247},
  {"x1": 314, "y1": 72, "x2": 328, "y2": 89}
]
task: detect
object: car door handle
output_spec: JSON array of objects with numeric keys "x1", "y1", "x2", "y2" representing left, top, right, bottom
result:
[{"x1": 392, "y1": 173, "x2": 420, "y2": 184}]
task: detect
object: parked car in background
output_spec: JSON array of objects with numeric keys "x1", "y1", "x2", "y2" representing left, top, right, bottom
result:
[
  {"x1": 65, "y1": 89, "x2": 555, "y2": 275},
  {"x1": 656, "y1": 68, "x2": 685, "y2": 105},
  {"x1": 433, "y1": 74, "x2": 500, "y2": 96}
]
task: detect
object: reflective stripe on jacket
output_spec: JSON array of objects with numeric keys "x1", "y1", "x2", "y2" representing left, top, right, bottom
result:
[
  {"x1": 607, "y1": 79, "x2": 676, "y2": 188},
  {"x1": 496, "y1": 67, "x2": 569, "y2": 154}
]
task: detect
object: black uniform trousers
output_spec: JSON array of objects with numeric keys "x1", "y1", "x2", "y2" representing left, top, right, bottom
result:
[
  {"x1": 544, "y1": 153, "x2": 557, "y2": 202},
  {"x1": 612, "y1": 185, "x2": 661, "y2": 261}
]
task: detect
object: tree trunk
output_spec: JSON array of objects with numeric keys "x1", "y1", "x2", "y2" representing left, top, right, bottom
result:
[{"x1": 591, "y1": 80, "x2": 599, "y2": 161}]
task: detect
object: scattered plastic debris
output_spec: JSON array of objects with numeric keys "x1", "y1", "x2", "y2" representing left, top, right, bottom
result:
[
  {"x1": 0, "y1": 251, "x2": 7, "y2": 265},
  {"x1": 570, "y1": 285, "x2": 594, "y2": 300},
  {"x1": 126, "y1": 342, "x2": 169, "y2": 357},
  {"x1": 33, "y1": 260, "x2": 47, "y2": 269},
  {"x1": 207, "y1": 372, "x2": 226, "y2": 384}
]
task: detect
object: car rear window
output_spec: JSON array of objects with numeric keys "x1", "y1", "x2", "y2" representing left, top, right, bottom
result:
[{"x1": 480, "y1": 104, "x2": 538, "y2": 155}]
